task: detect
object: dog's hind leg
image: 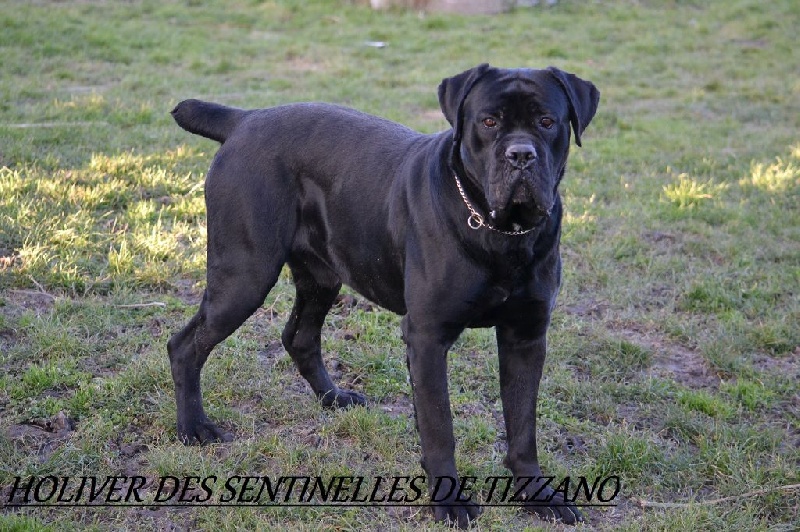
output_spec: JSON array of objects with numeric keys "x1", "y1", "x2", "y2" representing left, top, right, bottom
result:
[
  {"x1": 281, "y1": 258, "x2": 367, "y2": 408},
  {"x1": 168, "y1": 170, "x2": 294, "y2": 444},
  {"x1": 167, "y1": 256, "x2": 286, "y2": 443}
]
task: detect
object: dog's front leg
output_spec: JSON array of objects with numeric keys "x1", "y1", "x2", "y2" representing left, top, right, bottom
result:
[
  {"x1": 402, "y1": 316, "x2": 481, "y2": 528},
  {"x1": 496, "y1": 322, "x2": 583, "y2": 524}
]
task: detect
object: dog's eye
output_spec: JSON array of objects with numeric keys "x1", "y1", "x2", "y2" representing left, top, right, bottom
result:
[
  {"x1": 539, "y1": 117, "x2": 555, "y2": 129},
  {"x1": 482, "y1": 117, "x2": 498, "y2": 128}
]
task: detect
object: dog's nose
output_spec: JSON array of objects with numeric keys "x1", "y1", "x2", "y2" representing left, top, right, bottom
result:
[{"x1": 505, "y1": 144, "x2": 537, "y2": 169}]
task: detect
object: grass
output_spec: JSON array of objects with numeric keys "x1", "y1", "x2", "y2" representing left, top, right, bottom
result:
[{"x1": 1, "y1": 0, "x2": 798, "y2": 529}]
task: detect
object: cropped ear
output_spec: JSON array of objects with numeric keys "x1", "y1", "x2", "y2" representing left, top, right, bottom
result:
[
  {"x1": 547, "y1": 67, "x2": 600, "y2": 147},
  {"x1": 438, "y1": 64, "x2": 492, "y2": 139}
]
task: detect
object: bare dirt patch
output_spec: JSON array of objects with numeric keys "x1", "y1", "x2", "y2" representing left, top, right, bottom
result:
[
  {"x1": 616, "y1": 326, "x2": 720, "y2": 389},
  {"x1": 2, "y1": 289, "x2": 57, "y2": 318},
  {"x1": 753, "y1": 346, "x2": 800, "y2": 379},
  {"x1": 4, "y1": 412, "x2": 76, "y2": 482}
]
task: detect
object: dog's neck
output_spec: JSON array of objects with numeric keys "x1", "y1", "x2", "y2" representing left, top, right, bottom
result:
[{"x1": 449, "y1": 150, "x2": 489, "y2": 213}]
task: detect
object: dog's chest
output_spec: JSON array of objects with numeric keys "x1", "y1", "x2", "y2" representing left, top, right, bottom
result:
[{"x1": 468, "y1": 244, "x2": 559, "y2": 325}]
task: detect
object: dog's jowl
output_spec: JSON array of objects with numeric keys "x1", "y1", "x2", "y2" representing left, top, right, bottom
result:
[{"x1": 168, "y1": 64, "x2": 599, "y2": 526}]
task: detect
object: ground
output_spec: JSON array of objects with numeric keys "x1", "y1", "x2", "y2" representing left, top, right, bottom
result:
[{"x1": 1, "y1": 0, "x2": 798, "y2": 530}]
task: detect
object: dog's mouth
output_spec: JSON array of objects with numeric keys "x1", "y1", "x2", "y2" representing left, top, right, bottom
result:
[
  {"x1": 490, "y1": 203, "x2": 550, "y2": 231},
  {"x1": 487, "y1": 168, "x2": 554, "y2": 230}
]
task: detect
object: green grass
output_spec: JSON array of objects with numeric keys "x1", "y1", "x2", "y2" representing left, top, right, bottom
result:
[{"x1": 1, "y1": 0, "x2": 798, "y2": 529}]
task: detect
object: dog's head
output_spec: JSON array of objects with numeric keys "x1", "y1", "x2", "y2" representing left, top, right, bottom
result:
[{"x1": 439, "y1": 64, "x2": 599, "y2": 230}]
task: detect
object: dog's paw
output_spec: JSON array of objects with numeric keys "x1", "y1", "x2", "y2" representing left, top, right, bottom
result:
[
  {"x1": 177, "y1": 418, "x2": 234, "y2": 445},
  {"x1": 318, "y1": 388, "x2": 367, "y2": 408},
  {"x1": 432, "y1": 499, "x2": 482, "y2": 529},
  {"x1": 520, "y1": 486, "x2": 583, "y2": 524}
]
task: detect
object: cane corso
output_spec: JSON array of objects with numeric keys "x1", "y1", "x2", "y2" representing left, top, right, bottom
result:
[{"x1": 168, "y1": 64, "x2": 599, "y2": 526}]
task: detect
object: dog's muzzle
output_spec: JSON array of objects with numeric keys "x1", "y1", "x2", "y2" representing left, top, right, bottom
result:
[{"x1": 490, "y1": 167, "x2": 553, "y2": 216}]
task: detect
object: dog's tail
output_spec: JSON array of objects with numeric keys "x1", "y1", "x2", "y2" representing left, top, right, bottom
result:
[{"x1": 171, "y1": 99, "x2": 248, "y2": 144}]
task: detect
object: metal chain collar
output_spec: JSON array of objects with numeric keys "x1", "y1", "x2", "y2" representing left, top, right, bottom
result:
[{"x1": 452, "y1": 173, "x2": 537, "y2": 236}]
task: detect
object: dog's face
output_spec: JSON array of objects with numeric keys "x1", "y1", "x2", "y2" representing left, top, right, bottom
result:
[{"x1": 439, "y1": 65, "x2": 599, "y2": 229}]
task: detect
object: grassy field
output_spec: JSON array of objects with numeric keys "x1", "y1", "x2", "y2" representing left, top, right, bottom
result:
[{"x1": 1, "y1": 0, "x2": 798, "y2": 529}]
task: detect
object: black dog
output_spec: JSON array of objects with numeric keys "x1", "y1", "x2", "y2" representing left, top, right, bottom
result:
[{"x1": 168, "y1": 64, "x2": 598, "y2": 527}]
